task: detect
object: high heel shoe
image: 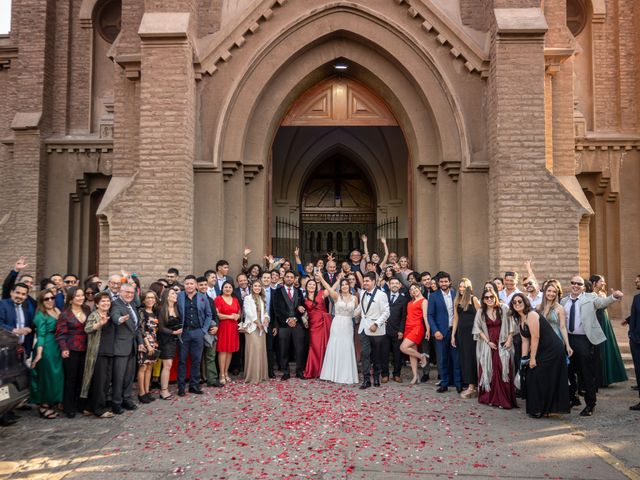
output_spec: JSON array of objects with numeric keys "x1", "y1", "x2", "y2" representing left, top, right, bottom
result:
[
  {"x1": 410, "y1": 377, "x2": 421, "y2": 385},
  {"x1": 419, "y1": 353, "x2": 428, "y2": 368}
]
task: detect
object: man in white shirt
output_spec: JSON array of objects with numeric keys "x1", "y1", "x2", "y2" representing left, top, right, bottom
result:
[
  {"x1": 358, "y1": 272, "x2": 390, "y2": 389},
  {"x1": 523, "y1": 276, "x2": 543, "y2": 309}
]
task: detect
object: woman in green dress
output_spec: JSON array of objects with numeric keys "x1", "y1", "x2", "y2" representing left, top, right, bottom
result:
[
  {"x1": 30, "y1": 289, "x2": 64, "y2": 419},
  {"x1": 589, "y1": 275, "x2": 628, "y2": 387}
]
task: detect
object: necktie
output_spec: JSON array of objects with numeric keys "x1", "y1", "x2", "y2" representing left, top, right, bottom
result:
[
  {"x1": 15, "y1": 304, "x2": 25, "y2": 344},
  {"x1": 128, "y1": 304, "x2": 138, "y2": 327},
  {"x1": 287, "y1": 288, "x2": 292, "y2": 300},
  {"x1": 391, "y1": 294, "x2": 397, "y2": 304},
  {"x1": 569, "y1": 298, "x2": 577, "y2": 332}
]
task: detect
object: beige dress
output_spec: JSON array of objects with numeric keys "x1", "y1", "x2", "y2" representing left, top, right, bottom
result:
[{"x1": 242, "y1": 295, "x2": 269, "y2": 384}]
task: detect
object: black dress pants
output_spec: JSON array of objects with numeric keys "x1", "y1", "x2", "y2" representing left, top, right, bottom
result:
[
  {"x1": 63, "y1": 350, "x2": 86, "y2": 414},
  {"x1": 568, "y1": 334, "x2": 597, "y2": 407},
  {"x1": 278, "y1": 324, "x2": 305, "y2": 376},
  {"x1": 381, "y1": 334, "x2": 403, "y2": 377},
  {"x1": 88, "y1": 355, "x2": 112, "y2": 416}
]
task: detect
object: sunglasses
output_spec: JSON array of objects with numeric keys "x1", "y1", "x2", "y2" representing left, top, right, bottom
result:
[
  {"x1": 483, "y1": 295, "x2": 494, "y2": 300},
  {"x1": 523, "y1": 282, "x2": 534, "y2": 287},
  {"x1": 43, "y1": 296, "x2": 55, "y2": 301},
  {"x1": 512, "y1": 300, "x2": 524, "y2": 305},
  {"x1": 64, "y1": 280, "x2": 76, "y2": 284},
  {"x1": 570, "y1": 281, "x2": 584, "y2": 286}
]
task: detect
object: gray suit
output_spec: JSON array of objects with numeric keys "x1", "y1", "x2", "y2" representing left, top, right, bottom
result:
[
  {"x1": 109, "y1": 297, "x2": 143, "y2": 407},
  {"x1": 560, "y1": 293, "x2": 616, "y2": 345}
]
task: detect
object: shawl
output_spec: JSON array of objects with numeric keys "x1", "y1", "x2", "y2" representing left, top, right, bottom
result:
[
  {"x1": 472, "y1": 304, "x2": 514, "y2": 392},
  {"x1": 80, "y1": 310, "x2": 104, "y2": 398}
]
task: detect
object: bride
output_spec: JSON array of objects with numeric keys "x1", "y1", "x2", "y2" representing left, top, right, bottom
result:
[{"x1": 315, "y1": 272, "x2": 360, "y2": 384}]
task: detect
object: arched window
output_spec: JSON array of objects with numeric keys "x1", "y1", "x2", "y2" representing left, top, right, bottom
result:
[
  {"x1": 316, "y1": 232, "x2": 323, "y2": 252},
  {"x1": 348, "y1": 232, "x2": 354, "y2": 252},
  {"x1": 327, "y1": 232, "x2": 333, "y2": 251},
  {"x1": 309, "y1": 231, "x2": 315, "y2": 252},
  {"x1": 337, "y1": 232, "x2": 343, "y2": 253}
]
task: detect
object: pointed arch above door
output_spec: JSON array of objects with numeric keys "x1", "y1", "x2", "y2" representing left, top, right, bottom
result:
[{"x1": 281, "y1": 77, "x2": 398, "y2": 126}]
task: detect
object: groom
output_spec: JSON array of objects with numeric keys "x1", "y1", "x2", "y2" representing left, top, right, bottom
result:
[{"x1": 358, "y1": 272, "x2": 390, "y2": 389}]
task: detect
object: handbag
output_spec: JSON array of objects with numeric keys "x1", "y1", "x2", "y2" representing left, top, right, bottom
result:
[{"x1": 517, "y1": 355, "x2": 530, "y2": 398}]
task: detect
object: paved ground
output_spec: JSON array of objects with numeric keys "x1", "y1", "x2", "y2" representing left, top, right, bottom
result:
[{"x1": 1, "y1": 365, "x2": 639, "y2": 480}]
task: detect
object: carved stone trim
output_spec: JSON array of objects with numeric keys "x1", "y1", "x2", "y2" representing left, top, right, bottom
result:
[
  {"x1": 45, "y1": 137, "x2": 113, "y2": 153},
  {"x1": 222, "y1": 160, "x2": 242, "y2": 181},
  {"x1": 113, "y1": 54, "x2": 141, "y2": 80},
  {"x1": 0, "y1": 42, "x2": 18, "y2": 70},
  {"x1": 244, "y1": 164, "x2": 264, "y2": 184},
  {"x1": 417, "y1": 165, "x2": 438, "y2": 184},
  {"x1": 441, "y1": 160, "x2": 461, "y2": 182}
]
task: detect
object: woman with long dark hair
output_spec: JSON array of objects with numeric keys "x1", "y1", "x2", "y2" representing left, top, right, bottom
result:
[
  {"x1": 30, "y1": 289, "x2": 63, "y2": 419},
  {"x1": 157, "y1": 288, "x2": 182, "y2": 399},
  {"x1": 55, "y1": 286, "x2": 90, "y2": 417},
  {"x1": 137, "y1": 291, "x2": 159, "y2": 403},
  {"x1": 510, "y1": 293, "x2": 570, "y2": 418},
  {"x1": 400, "y1": 283, "x2": 430, "y2": 385},
  {"x1": 452, "y1": 278, "x2": 480, "y2": 398},
  {"x1": 302, "y1": 278, "x2": 331, "y2": 379},
  {"x1": 241, "y1": 280, "x2": 269, "y2": 384},
  {"x1": 215, "y1": 281, "x2": 241, "y2": 383},
  {"x1": 473, "y1": 288, "x2": 517, "y2": 409}
]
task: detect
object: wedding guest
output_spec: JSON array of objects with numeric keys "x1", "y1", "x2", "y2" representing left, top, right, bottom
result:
[
  {"x1": 401, "y1": 283, "x2": 430, "y2": 384},
  {"x1": 537, "y1": 280, "x2": 572, "y2": 357},
  {"x1": 317, "y1": 275, "x2": 359, "y2": 384},
  {"x1": 84, "y1": 274, "x2": 103, "y2": 291},
  {"x1": 428, "y1": 272, "x2": 461, "y2": 393},
  {"x1": 215, "y1": 281, "x2": 241, "y2": 384},
  {"x1": 56, "y1": 286, "x2": 90, "y2": 418},
  {"x1": 0, "y1": 282, "x2": 35, "y2": 358},
  {"x1": 473, "y1": 288, "x2": 517, "y2": 409},
  {"x1": 197, "y1": 277, "x2": 222, "y2": 388},
  {"x1": 361, "y1": 234, "x2": 388, "y2": 275},
  {"x1": 241, "y1": 280, "x2": 269, "y2": 384},
  {"x1": 81, "y1": 292, "x2": 114, "y2": 418},
  {"x1": 302, "y1": 278, "x2": 331, "y2": 379},
  {"x1": 165, "y1": 268, "x2": 181, "y2": 289},
  {"x1": 84, "y1": 283, "x2": 98, "y2": 311},
  {"x1": 588, "y1": 275, "x2": 628, "y2": 387},
  {"x1": 626, "y1": 274, "x2": 640, "y2": 411},
  {"x1": 522, "y1": 277, "x2": 543, "y2": 309},
  {"x1": 157, "y1": 288, "x2": 182, "y2": 400},
  {"x1": 493, "y1": 277, "x2": 505, "y2": 296},
  {"x1": 30, "y1": 289, "x2": 63, "y2": 419},
  {"x1": 273, "y1": 271, "x2": 306, "y2": 380},
  {"x1": 511, "y1": 293, "x2": 570, "y2": 418},
  {"x1": 383, "y1": 277, "x2": 408, "y2": 383},
  {"x1": 2, "y1": 257, "x2": 37, "y2": 312},
  {"x1": 452, "y1": 278, "x2": 480, "y2": 399},
  {"x1": 136, "y1": 291, "x2": 159, "y2": 403},
  {"x1": 561, "y1": 276, "x2": 623, "y2": 416},
  {"x1": 231, "y1": 273, "x2": 250, "y2": 375}
]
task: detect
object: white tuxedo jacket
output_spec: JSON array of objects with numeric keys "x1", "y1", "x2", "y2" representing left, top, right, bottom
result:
[{"x1": 357, "y1": 288, "x2": 390, "y2": 336}]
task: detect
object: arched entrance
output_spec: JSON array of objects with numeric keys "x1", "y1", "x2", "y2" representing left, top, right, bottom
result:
[{"x1": 270, "y1": 77, "x2": 409, "y2": 260}]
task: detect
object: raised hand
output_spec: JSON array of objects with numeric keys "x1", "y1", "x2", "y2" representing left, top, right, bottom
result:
[
  {"x1": 380, "y1": 237, "x2": 387, "y2": 244},
  {"x1": 326, "y1": 252, "x2": 335, "y2": 262},
  {"x1": 243, "y1": 247, "x2": 252, "y2": 257},
  {"x1": 294, "y1": 246, "x2": 300, "y2": 257},
  {"x1": 14, "y1": 256, "x2": 28, "y2": 271},
  {"x1": 361, "y1": 234, "x2": 367, "y2": 243},
  {"x1": 611, "y1": 289, "x2": 624, "y2": 300}
]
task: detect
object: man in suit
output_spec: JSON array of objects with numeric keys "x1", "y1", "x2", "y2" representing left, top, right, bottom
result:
[
  {"x1": 0, "y1": 282, "x2": 34, "y2": 359},
  {"x1": 428, "y1": 271, "x2": 461, "y2": 393},
  {"x1": 260, "y1": 271, "x2": 278, "y2": 377},
  {"x1": 272, "y1": 270, "x2": 305, "y2": 380},
  {"x1": 323, "y1": 261, "x2": 339, "y2": 286},
  {"x1": 2, "y1": 257, "x2": 36, "y2": 312},
  {"x1": 109, "y1": 282, "x2": 144, "y2": 413},
  {"x1": 627, "y1": 274, "x2": 640, "y2": 411},
  {"x1": 561, "y1": 275, "x2": 623, "y2": 416},
  {"x1": 208, "y1": 260, "x2": 234, "y2": 298},
  {"x1": 196, "y1": 276, "x2": 222, "y2": 388},
  {"x1": 383, "y1": 277, "x2": 408, "y2": 383},
  {"x1": 177, "y1": 275, "x2": 213, "y2": 396},
  {"x1": 231, "y1": 273, "x2": 251, "y2": 375},
  {"x1": 358, "y1": 271, "x2": 390, "y2": 389}
]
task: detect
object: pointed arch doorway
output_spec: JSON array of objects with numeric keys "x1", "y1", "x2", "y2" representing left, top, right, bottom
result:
[{"x1": 271, "y1": 76, "x2": 408, "y2": 260}]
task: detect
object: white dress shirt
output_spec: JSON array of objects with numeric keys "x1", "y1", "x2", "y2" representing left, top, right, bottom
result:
[{"x1": 564, "y1": 293, "x2": 585, "y2": 335}]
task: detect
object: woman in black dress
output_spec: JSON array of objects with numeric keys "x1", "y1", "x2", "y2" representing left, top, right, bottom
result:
[
  {"x1": 452, "y1": 278, "x2": 480, "y2": 398},
  {"x1": 157, "y1": 288, "x2": 182, "y2": 400},
  {"x1": 510, "y1": 293, "x2": 570, "y2": 418}
]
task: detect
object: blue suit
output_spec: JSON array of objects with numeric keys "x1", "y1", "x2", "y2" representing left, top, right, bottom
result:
[
  {"x1": 176, "y1": 291, "x2": 213, "y2": 389},
  {"x1": 0, "y1": 298, "x2": 35, "y2": 357},
  {"x1": 628, "y1": 293, "x2": 640, "y2": 398},
  {"x1": 427, "y1": 289, "x2": 461, "y2": 389}
]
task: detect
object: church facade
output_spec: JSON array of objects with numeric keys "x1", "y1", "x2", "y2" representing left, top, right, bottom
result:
[{"x1": 0, "y1": 0, "x2": 638, "y2": 299}]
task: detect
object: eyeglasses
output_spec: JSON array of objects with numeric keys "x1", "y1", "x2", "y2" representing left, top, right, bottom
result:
[
  {"x1": 570, "y1": 281, "x2": 584, "y2": 286},
  {"x1": 43, "y1": 296, "x2": 54, "y2": 301},
  {"x1": 483, "y1": 295, "x2": 494, "y2": 300},
  {"x1": 504, "y1": 272, "x2": 516, "y2": 277},
  {"x1": 85, "y1": 291, "x2": 95, "y2": 296}
]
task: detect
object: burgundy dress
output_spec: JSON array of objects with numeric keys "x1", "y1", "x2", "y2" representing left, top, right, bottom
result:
[
  {"x1": 215, "y1": 296, "x2": 240, "y2": 353},
  {"x1": 303, "y1": 290, "x2": 332, "y2": 379},
  {"x1": 477, "y1": 316, "x2": 518, "y2": 409}
]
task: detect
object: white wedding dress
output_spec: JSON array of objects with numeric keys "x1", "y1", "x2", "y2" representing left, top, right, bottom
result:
[{"x1": 320, "y1": 295, "x2": 359, "y2": 384}]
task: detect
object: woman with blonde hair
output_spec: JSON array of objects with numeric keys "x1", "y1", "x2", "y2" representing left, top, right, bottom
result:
[
  {"x1": 241, "y1": 280, "x2": 269, "y2": 384},
  {"x1": 537, "y1": 280, "x2": 572, "y2": 357},
  {"x1": 452, "y1": 278, "x2": 481, "y2": 398}
]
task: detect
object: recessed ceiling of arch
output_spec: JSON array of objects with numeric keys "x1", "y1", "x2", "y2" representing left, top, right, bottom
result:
[{"x1": 196, "y1": 0, "x2": 489, "y2": 78}]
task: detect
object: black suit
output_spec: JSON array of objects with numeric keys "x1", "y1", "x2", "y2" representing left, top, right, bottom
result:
[
  {"x1": 272, "y1": 285, "x2": 305, "y2": 377},
  {"x1": 109, "y1": 297, "x2": 143, "y2": 408},
  {"x1": 230, "y1": 286, "x2": 250, "y2": 373},
  {"x1": 383, "y1": 291, "x2": 409, "y2": 377}
]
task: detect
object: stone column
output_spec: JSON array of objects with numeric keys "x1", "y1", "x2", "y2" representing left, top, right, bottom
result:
[
  {"x1": 102, "y1": 13, "x2": 196, "y2": 280},
  {"x1": 487, "y1": 8, "x2": 586, "y2": 282}
]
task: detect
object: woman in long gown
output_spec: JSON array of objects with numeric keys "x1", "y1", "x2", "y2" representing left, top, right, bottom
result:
[
  {"x1": 241, "y1": 280, "x2": 269, "y2": 384},
  {"x1": 452, "y1": 278, "x2": 481, "y2": 399},
  {"x1": 473, "y1": 288, "x2": 518, "y2": 409},
  {"x1": 302, "y1": 279, "x2": 331, "y2": 379},
  {"x1": 537, "y1": 280, "x2": 572, "y2": 357},
  {"x1": 589, "y1": 275, "x2": 628, "y2": 386},
  {"x1": 510, "y1": 293, "x2": 570, "y2": 418},
  {"x1": 30, "y1": 289, "x2": 63, "y2": 419},
  {"x1": 317, "y1": 274, "x2": 360, "y2": 384}
]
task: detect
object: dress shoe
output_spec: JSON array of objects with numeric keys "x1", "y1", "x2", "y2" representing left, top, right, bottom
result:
[
  {"x1": 360, "y1": 379, "x2": 371, "y2": 390},
  {"x1": 122, "y1": 402, "x2": 137, "y2": 411},
  {"x1": 0, "y1": 415, "x2": 17, "y2": 427},
  {"x1": 579, "y1": 405, "x2": 594, "y2": 416},
  {"x1": 145, "y1": 393, "x2": 156, "y2": 402},
  {"x1": 436, "y1": 386, "x2": 448, "y2": 393},
  {"x1": 632, "y1": 385, "x2": 639, "y2": 391},
  {"x1": 208, "y1": 381, "x2": 224, "y2": 388},
  {"x1": 281, "y1": 374, "x2": 290, "y2": 381},
  {"x1": 570, "y1": 397, "x2": 582, "y2": 407},
  {"x1": 138, "y1": 394, "x2": 151, "y2": 404},
  {"x1": 178, "y1": 388, "x2": 186, "y2": 397},
  {"x1": 268, "y1": 372, "x2": 276, "y2": 379},
  {"x1": 373, "y1": 377, "x2": 381, "y2": 387},
  {"x1": 189, "y1": 386, "x2": 204, "y2": 395},
  {"x1": 296, "y1": 374, "x2": 306, "y2": 380},
  {"x1": 629, "y1": 402, "x2": 640, "y2": 411},
  {"x1": 6, "y1": 411, "x2": 20, "y2": 420},
  {"x1": 111, "y1": 405, "x2": 124, "y2": 415},
  {"x1": 231, "y1": 369, "x2": 240, "y2": 376},
  {"x1": 393, "y1": 376, "x2": 403, "y2": 383},
  {"x1": 65, "y1": 411, "x2": 76, "y2": 419},
  {"x1": 16, "y1": 404, "x2": 32, "y2": 411},
  {"x1": 420, "y1": 373, "x2": 430, "y2": 382},
  {"x1": 456, "y1": 387, "x2": 463, "y2": 394},
  {"x1": 381, "y1": 376, "x2": 389, "y2": 384}
]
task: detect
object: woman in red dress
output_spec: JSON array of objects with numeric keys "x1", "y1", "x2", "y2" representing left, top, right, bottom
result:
[
  {"x1": 215, "y1": 281, "x2": 240, "y2": 384},
  {"x1": 302, "y1": 279, "x2": 331, "y2": 379},
  {"x1": 401, "y1": 284, "x2": 430, "y2": 384}
]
